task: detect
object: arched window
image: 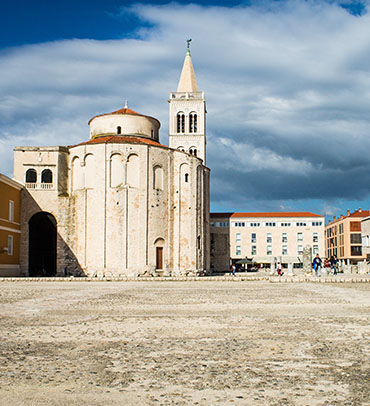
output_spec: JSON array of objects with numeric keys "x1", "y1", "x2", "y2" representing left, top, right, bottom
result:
[
  {"x1": 189, "y1": 112, "x2": 197, "y2": 133},
  {"x1": 26, "y1": 169, "x2": 37, "y2": 183},
  {"x1": 41, "y1": 169, "x2": 52, "y2": 183},
  {"x1": 84, "y1": 154, "x2": 95, "y2": 189},
  {"x1": 194, "y1": 149, "x2": 197, "y2": 157},
  {"x1": 153, "y1": 166, "x2": 164, "y2": 190},
  {"x1": 177, "y1": 112, "x2": 185, "y2": 133},
  {"x1": 117, "y1": 126, "x2": 121, "y2": 134},
  {"x1": 185, "y1": 173, "x2": 189, "y2": 183},
  {"x1": 110, "y1": 153, "x2": 123, "y2": 187},
  {"x1": 189, "y1": 149, "x2": 193, "y2": 155},
  {"x1": 127, "y1": 154, "x2": 139, "y2": 188}
]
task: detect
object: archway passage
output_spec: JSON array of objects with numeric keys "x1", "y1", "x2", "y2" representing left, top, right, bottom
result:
[{"x1": 29, "y1": 212, "x2": 57, "y2": 276}]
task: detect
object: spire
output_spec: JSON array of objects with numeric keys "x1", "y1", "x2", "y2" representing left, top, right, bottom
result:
[{"x1": 177, "y1": 39, "x2": 199, "y2": 92}]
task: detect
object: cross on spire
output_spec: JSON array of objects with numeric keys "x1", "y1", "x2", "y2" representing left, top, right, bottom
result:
[{"x1": 186, "y1": 38, "x2": 192, "y2": 54}]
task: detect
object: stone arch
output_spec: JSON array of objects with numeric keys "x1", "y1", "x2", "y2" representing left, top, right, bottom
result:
[
  {"x1": 110, "y1": 153, "x2": 123, "y2": 187},
  {"x1": 25, "y1": 168, "x2": 37, "y2": 183},
  {"x1": 154, "y1": 238, "x2": 165, "y2": 270},
  {"x1": 189, "y1": 112, "x2": 197, "y2": 133},
  {"x1": 153, "y1": 165, "x2": 164, "y2": 190},
  {"x1": 177, "y1": 112, "x2": 185, "y2": 133},
  {"x1": 189, "y1": 146, "x2": 198, "y2": 156},
  {"x1": 127, "y1": 153, "x2": 139, "y2": 188},
  {"x1": 84, "y1": 153, "x2": 95, "y2": 189},
  {"x1": 71, "y1": 156, "x2": 82, "y2": 191},
  {"x1": 41, "y1": 168, "x2": 53, "y2": 183},
  {"x1": 28, "y1": 212, "x2": 57, "y2": 277}
]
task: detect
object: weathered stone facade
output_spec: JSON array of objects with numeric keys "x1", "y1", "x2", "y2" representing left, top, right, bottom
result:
[{"x1": 13, "y1": 51, "x2": 210, "y2": 277}]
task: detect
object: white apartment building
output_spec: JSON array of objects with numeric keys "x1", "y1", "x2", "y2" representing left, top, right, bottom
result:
[{"x1": 210, "y1": 212, "x2": 325, "y2": 272}]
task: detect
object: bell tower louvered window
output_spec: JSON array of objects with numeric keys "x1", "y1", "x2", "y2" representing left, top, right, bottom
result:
[
  {"x1": 177, "y1": 112, "x2": 185, "y2": 133},
  {"x1": 189, "y1": 112, "x2": 197, "y2": 133}
]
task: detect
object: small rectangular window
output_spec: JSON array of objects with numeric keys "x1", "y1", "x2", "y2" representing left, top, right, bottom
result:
[
  {"x1": 267, "y1": 245, "x2": 272, "y2": 255},
  {"x1": 313, "y1": 245, "x2": 319, "y2": 255},
  {"x1": 313, "y1": 232, "x2": 318, "y2": 242},
  {"x1": 236, "y1": 245, "x2": 241, "y2": 255},
  {"x1": 298, "y1": 245, "x2": 303, "y2": 255},
  {"x1": 9, "y1": 200, "x2": 14, "y2": 222},
  {"x1": 266, "y1": 233, "x2": 272, "y2": 243},
  {"x1": 282, "y1": 245, "x2": 288, "y2": 255},
  {"x1": 282, "y1": 232, "x2": 287, "y2": 243},
  {"x1": 8, "y1": 235, "x2": 13, "y2": 256},
  {"x1": 251, "y1": 233, "x2": 256, "y2": 243},
  {"x1": 236, "y1": 233, "x2": 241, "y2": 242},
  {"x1": 297, "y1": 232, "x2": 303, "y2": 242},
  {"x1": 251, "y1": 245, "x2": 257, "y2": 255}
]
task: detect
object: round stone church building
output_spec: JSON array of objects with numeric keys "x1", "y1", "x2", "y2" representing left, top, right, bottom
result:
[{"x1": 13, "y1": 48, "x2": 210, "y2": 277}]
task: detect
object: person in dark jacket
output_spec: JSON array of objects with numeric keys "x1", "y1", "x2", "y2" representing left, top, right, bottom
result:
[{"x1": 312, "y1": 254, "x2": 322, "y2": 277}]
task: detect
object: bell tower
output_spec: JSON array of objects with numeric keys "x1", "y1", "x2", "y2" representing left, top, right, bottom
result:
[{"x1": 169, "y1": 40, "x2": 207, "y2": 163}]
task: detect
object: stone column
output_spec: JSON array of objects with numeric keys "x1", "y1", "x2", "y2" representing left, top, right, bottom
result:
[
  {"x1": 303, "y1": 245, "x2": 312, "y2": 273},
  {"x1": 287, "y1": 262, "x2": 293, "y2": 275}
]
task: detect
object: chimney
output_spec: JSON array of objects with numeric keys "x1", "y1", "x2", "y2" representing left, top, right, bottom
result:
[
  {"x1": 333, "y1": 216, "x2": 336, "y2": 221},
  {"x1": 359, "y1": 208, "x2": 362, "y2": 213},
  {"x1": 347, "y1": 209, "x2": 350, "y2": 216}
]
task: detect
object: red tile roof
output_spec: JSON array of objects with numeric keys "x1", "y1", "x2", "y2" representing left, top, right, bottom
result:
[
  {"x1": 349, "y1": 210, "x2": 370, "y2": 218},
  {"x1": 88, "y1": 107, "x2": 161, "y2": 127},
  {"x1": 231, "y1": 212, "x2": 322, "y2": 218},
  {"x1": 70, "y1": 135, "x2": 168, "y2": 149}
]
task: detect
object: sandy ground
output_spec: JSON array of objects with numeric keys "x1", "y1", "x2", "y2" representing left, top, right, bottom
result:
[{"x1": 0, "y1": 281, "x2": 369, "y2": 406}]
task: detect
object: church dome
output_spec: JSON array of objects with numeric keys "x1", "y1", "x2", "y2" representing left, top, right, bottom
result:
[{"x1": 88, "y1": 104, "x2": 161, "y2": 141}]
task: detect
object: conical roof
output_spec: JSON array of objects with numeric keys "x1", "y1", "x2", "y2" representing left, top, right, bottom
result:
[{"x1": 177, "y1": 50, "x2": 199, "y2": 92}]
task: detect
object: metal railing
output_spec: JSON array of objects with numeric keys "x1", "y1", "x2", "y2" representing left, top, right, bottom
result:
[{"x1": 25, "y1": 183, "x2": 54, "y2": 190}]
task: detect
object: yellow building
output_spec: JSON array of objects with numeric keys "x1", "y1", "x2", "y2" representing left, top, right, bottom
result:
[
  {"x1": 0, "y1": 173, "x2": 22, "y2": 276},
  {"x1": 325, "y1": 208, "x2": 370, "y2": 264}
]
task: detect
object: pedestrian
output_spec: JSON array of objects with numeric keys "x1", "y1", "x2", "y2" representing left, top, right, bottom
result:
[
  {"x1": 325, "y1": 258, "x2": 331, "y2": 276},
  {"x1": 231, "y1": 264, "x2": 236, "y2": 276},
  {"x1": 277, "y1": 262, "x2": 283, "y2": 276},
  {"x1": 312, "y1": 253, "x2": 322, "y2": 277},
  {"x1": 331, "y1": 255, "x2": 338, "y2": 275}
]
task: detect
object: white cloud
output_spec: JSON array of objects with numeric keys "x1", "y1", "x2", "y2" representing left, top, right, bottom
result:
[{"x1": 1, "y1": 1, "x2": 370, "y2": 214}]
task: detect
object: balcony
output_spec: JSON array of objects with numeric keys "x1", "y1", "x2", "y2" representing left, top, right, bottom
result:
[
  {"x1": 170, "y1": 91, "x2": 205, "y2": 100},
  {"x1": 25, "y1": 183, "x2": 54, "y2": 190}
]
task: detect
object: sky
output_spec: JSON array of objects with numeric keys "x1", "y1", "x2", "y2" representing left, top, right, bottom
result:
[{"x1": 1, "y1": 0, "x2": 370, "y2": 220}]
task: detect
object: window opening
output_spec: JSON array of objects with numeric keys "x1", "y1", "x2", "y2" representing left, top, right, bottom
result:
[
  {"x1": 184, "y1": 173, "x2": 189, "y2": 183},
  {"x1": 41, "y1": 169, "x2": 53, "y2": 183},
  {"x1": 177, "y1": 113, "x2": 185, "y2": 133},
  {"x1": 117, "y1": 126, "x2": 122, "y2": 134},
  {"x1": 26, "y1": 168, "x2": 37, "y2": 183}
]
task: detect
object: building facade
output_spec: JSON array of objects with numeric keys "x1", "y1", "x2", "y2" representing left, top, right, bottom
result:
[
  {"x1": 325, "y1": 209, "x2": 370, "y2": 264},
  {"x1": 13, "y1": 49, "x2": 210, "y2": 277},
  {"x1": 0, "y1": 173, "x2": 22, "y2": 276},
  {"x1": 211, "y1": 212, "x2": 325, "y2": 272},
  {"x1": 361, "y1": 216, "x2": 370, "y2": 260}
]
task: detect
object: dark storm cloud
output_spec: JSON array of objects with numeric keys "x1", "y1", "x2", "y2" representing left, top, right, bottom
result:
[{"x1": 1, "y1": 1, "x2": 370, "y2": 214}]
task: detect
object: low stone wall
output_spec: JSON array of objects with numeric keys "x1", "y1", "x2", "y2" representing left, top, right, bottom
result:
[{"x1": 0, "y1": 274, "x2": 369, "y2": 283}]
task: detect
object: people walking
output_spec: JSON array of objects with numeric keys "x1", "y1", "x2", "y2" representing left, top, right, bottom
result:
[
  {"x1": 312, "y1": 254, "x2": 322, "y2": 277},
  {"x1": 330, "y1": 255, "x2": 338, "y2": 275},
  {"x1": 231, "y1": 264, "x2": 236, "y2": 276}
]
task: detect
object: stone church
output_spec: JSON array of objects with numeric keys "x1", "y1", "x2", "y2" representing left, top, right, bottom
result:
[{"x1": 13, "y1": 47, "x2": 210, "y2": 277}]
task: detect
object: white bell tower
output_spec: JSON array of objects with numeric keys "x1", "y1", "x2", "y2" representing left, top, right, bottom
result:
[{"x1": 169, "y1": 40, "x2": 207, "y2": 163}]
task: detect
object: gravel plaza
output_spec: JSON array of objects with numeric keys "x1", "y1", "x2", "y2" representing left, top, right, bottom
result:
[{"x1": 0, "y1": 278, "x2": 369, "y2": 406}]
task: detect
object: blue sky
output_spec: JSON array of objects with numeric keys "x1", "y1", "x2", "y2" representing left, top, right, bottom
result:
[{"x1": 1, "y1": 0, "x2": 370, "y2": 220}]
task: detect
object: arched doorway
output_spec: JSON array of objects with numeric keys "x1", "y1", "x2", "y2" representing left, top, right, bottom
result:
[{"x1": 28, "y1": 212, "x2": 57, "y2": 276}]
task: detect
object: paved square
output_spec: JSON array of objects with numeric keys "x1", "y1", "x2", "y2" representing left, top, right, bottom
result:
[{"x1": 0, "y1": 281, "x2": 369, "y2": 405}]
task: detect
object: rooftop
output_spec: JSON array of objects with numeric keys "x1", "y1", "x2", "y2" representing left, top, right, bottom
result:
[
  {"x1": 210, "y1": 212, "x2": 322, "y2": 219},
  {"x1": 70, "y1": 135, "x2": 168, "y2": 149}
]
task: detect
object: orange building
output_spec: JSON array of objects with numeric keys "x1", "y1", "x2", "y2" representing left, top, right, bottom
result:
[
  {"x1": 325, "y1": 208, "x2": 370, "y2": 265},
  {"x1": 0, "y1": 173, "x2": 22, "y2": 276}
]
